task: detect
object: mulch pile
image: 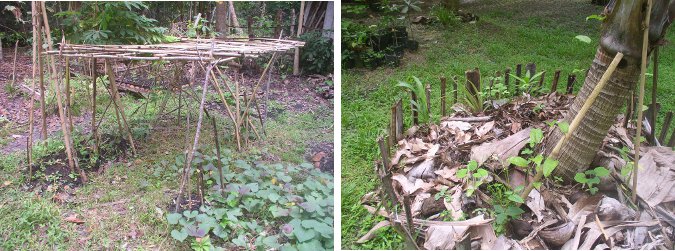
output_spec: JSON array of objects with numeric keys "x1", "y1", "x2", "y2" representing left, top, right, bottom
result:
[{"x1": 360, "y1": 92, "x2": 675, "y2": 250}]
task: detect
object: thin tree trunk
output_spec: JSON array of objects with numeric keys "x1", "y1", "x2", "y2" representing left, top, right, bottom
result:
[
  {"x1": 545, "y1": 0, "x2": 672, "y2": 181},
  {"x1": 215, "y1": 1, "x2": 228, "y2": 38},
  {"x1": 228, "y1": 1, "x2": 243, "y2": 35}
]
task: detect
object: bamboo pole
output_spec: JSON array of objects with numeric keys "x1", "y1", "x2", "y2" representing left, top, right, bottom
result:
[
  {"x1": 91, "y1": 59, "x2": 99, "y2": 154},
  {"x1": 633, "y1": 0, "x2": 652, "y2": 204},
  {"x1": 211, "y1": 116, "x2": 225, "y2": 196},
  {"x1": 41, "y1": 1, "x2": 79, "y2": 176},
  {"x1": 293, "y1": 1, "x2": 305, "y2": 75},
  {"x1": 65, "y1": 57, "x2": 74, "y2": 132},
  {"x1": 105, "y1": 60, "x2": 137, "y2": 155},
  {"x1": 440, "y1": 77, "x2": 447, "y2": 117},
  {"x1": 649, "y1": 47, "x2": 658, "y2": 144},
  {"x1": 27, "y1": 1, "x2": 38, "y2": 179},
  {"x1": 11, "y1": 40, "x2": 18, "y2": 87},
  {"x1": 520, "y1": 52, "x2": 624, "y2": 200},
  {"x1": 36, "y1": 7, "x2": 47, "y2": 142},
  {"x1": 176, "y1": 63, "x2": 216, "y2": 212}
]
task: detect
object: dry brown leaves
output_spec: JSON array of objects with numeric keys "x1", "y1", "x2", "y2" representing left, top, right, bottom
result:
[{"x1": 361, "y1": 92, "x2": 675, "y2": 249}]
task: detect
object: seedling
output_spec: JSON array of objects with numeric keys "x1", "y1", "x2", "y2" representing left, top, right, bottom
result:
[
  {"x1": 574, "y1": 166, "x2": 610, "y2": 194},
  {"x1": 398, "y1": 76, "x2": 430, "y2": 124},
  {"x1": 457, "y1": 160, "x2": 489, "y2": 196},
  {"x1": 510, "y1": 70, "x2": 544, "y2": 94}
]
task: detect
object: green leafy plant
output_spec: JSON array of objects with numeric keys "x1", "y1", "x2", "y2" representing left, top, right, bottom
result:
[
  {"x1": 616, "y1": 147, "x2": 634, "y2": 178},
  {"x1": 509, "y1": 128, "x2": 559, "y2": 189},
  {"x1": 509, "y1": 70, "x2": 544, "y2": 94},
  {"x1": 457, "y1": 160, "x2": 489, "y2": 196},
  {"x1": 398, "y1": 76, "x2": 430, "y2": 124},
  {"x1": 299, "y1": 31, "x2": 334, "y2": 74},
  {"x1": 485, "y1": 183, "x2": 525, "y2": 234},
  {"x1": 462, "y1": 77, "x2": 485, "y2": 114},
  {"x1": 481, "y1": 76, "x2": 510, "y2": 101},
  {"x1": 56, "y1": 2, "x2": 168, "y2": 44},
  {"x1": 574, "y1": 166, "x2": 610, "y2": 194},
  {"x1": 166, "y1": 152, "x2": 333, "y2": 250}
]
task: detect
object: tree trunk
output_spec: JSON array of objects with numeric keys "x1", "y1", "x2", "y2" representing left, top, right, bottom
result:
[
  {"x1": 546, "y1": 0, "x2": 673, "y2": 181},
  {"x1": 215, "y1": 1, "x2": 228, "y2": 38},
  {"x1": 228, "y1": 1, "x2": 243, "y2": 35}
]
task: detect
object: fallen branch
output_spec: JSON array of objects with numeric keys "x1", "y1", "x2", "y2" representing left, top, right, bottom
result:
[{"x1": 443, "y1": 116, "x2": 492, "y2": 122}]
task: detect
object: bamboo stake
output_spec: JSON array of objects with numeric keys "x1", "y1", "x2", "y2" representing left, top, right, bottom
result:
[
  {"x1": 650, "y1": 47, "x2": 658, "y2": 144},
  {"x1": 633, "y1": 0, "x2": 652, "y2": 204},
  {"x1": 65, "y1": 57, "x2": 74, "y2": 132},
  {"x1": 41, "y1": 1, "x2": 79, "y2": 176},
  {"x1": 440, "y1": 77, "x2": 447, "y2": 117},
  {"x1": 36, "y1": 8, "x2": 47, "y2": 142},
  {"x1": 91, "y1": 59, "x2": 99, "y2": 154},
  {"x1": 105, "y1": 60, "x2": 137, "y2": 155},
  {"x1": 176, "y1": 63, "x2": 216, "y2": 212},
  {"x1": 11, "y1": 40, "x2": 18, "y2": 87},
  {"x1": 520, "y1": 52, "x2": 624, "y2": 200},
  {"x1": 211, "y1": 116, "x2": 225, "y2": 196},
  {"x1": 27, "y1": 1, "x2": 38, "y2": 179}
]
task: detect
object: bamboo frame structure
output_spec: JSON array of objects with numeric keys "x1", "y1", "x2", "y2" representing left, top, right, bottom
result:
[{"x1": 29, "y1": 3, "x2": 304, "y2": 210}]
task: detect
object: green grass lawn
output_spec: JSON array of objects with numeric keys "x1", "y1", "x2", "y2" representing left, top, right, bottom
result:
[{"x1": 341, "y1": 0, "x2": 675, "y2": 249}]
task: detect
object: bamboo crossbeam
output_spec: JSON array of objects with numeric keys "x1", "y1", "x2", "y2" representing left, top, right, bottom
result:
[{"x1": 42, "y1": 38, "x2": 304, "y2": 61}]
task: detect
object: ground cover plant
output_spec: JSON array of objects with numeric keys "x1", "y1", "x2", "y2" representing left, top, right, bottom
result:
[{"x1": 341, "y1": 0, "x2": 675, "y2": 249}]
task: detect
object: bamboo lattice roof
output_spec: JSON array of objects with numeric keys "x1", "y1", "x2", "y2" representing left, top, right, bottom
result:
[{"x1": 45, "y1": 37, "x2": 304, "y2": 61}]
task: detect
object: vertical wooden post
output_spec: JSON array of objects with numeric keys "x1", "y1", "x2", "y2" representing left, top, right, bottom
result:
[
  {"x1": 668, "y1": 131, "x2": 675, "y2": 147},
  {"x1": 515, "y1": 64, "x2": 522, "y2": 91},
  {"x1": 27, "y1": 1, "x2": 39, "y2": 179},
  {"x1": 91, "y1": 59, "x2": 99, "y2": 154},
  {"x1": 293, "y1": 1, "x2": 305, "y2": 75},
  {"x1": 65, "y1": 57, "x2": 74, "y2": 132},
  {"x1": 650, "y1": 47, "x2": 658, "y2": 144},
  {"x1": 465, "y1": 68, "x2": 481, "y2": 100},
  {"x1": 41, "y1": 2, "x2": 78, "y2": 174},
  {"x1": 377, "y1": 136, "x2": 391, "y2": 171},
  {"x1": 411, "y1": 91, "x2": 419, "y2": 125},
  {"x1": 396, "y1": 99, "x2": 403, "y2": 140},
  {"x1": 550, "y1": 70, "x2": 561, "y2": 94},
  {"x1": 11, "y1": 40, "x2": 18, "y2": 86},
  {"x1": 452, "y1": 75, "x2": 458, "y2": 104},
  {"x1": 425, "y1": 83, "x2": 431, "y2": 115},
  {"x1": 566, "y1": 74, "x2": 576, "y2": 94},
  {"x1": 658, "y1": 111, "x2": 672, "y2": 144},
  {"x1": 504, "y1": 67, "x2": 511, "y2": 94},
  {"x1": 537, "y1": 71, "x2": 546, "y2": 88},
  {"x1": 36, "y1": 9, "x2": 47, "y2": 142},
  {"x1": 390, "y1": 103, "x2": 397, "y2": 146},
  {"x1": 440, "y1": 77, "x2": 447, "y2": 117},
  {"x1": 525, "y1": 62, "x2": 536, "y2": 77},
  {"x1": 212, "y1": 116, "x2": 226, "y2": 195}
]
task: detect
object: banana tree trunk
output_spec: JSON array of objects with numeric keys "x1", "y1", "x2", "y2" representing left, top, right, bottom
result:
[{"x1": 546, "y1": 0, "x2": 673, "y2": 181}]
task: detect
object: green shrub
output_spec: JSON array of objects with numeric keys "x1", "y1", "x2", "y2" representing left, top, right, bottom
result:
[{"x1": 300, "y1": 31, "x2": 334, "y2": 74}]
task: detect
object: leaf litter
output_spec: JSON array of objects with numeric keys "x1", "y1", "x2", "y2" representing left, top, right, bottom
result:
[{"x1": 360, "y1": 92, "x2": 675, "y2": 249}]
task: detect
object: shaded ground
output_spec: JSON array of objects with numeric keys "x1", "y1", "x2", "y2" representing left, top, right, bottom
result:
[{"x1": 341, "y1": 0, "x2": 674, "y2": 249}]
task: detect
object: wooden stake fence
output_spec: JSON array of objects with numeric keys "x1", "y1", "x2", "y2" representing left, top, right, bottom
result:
[{"x1": 375, "y1": 61, "x2": 645, "y2": 245}]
